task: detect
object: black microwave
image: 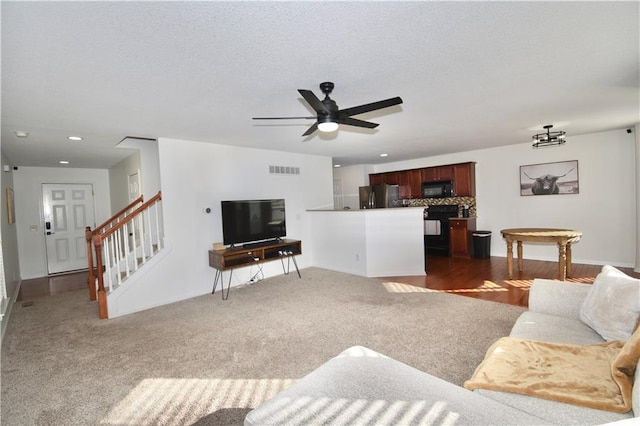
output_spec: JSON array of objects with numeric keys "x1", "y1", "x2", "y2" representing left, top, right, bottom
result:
[{"x1": 422, "y1": 180, "x2": 454, "y2": 198}]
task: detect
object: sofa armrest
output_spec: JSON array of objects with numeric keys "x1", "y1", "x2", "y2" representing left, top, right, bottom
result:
[{"x1": 528, "y1": 278, "x2": 591, "y2": 320}]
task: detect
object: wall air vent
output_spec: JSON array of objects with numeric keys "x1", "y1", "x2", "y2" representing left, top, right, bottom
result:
[{"x1": 269, "y1": 165, "x2": 300, "y2": 175}]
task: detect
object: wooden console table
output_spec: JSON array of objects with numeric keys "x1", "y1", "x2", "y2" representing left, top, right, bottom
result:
[
  {"x1": 500, "y1": 228, "x2": 582, "y2": 281},
  {"x1": 208, "y1": 239, "x2": 301, "y2": 299}
]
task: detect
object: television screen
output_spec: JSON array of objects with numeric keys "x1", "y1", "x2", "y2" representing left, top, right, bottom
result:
[{"x1": 221, "y1": 199, "x2": 286, "y2": 246}]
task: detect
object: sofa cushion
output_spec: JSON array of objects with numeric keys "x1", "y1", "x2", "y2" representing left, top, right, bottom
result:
[
  {"x1": 475, "y1": 389, "x2": 633, "y2": 425},
  {"x1": 580, "y1": 265, "x2": 640, "y2": 342},
  {"x1": 510, "y1": 311, "x2": 605, "y2": 345}
]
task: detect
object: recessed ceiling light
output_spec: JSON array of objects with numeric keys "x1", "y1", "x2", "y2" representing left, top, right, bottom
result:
[
  {"x1": 67, "y1": 136, "x2": 83, "y2": 141},
  {"x1": 59, "y1": 160, "x2": 70, "y2": 165},
  {"x1": 380, "y1": 153, "x2": 388, "y2": 157},
  {"x1": 334, "y1": 164, "x2": 341, "y2": 168},
  {"x1": 15, "y1": 131, "x2": 29, "y2": 138}
]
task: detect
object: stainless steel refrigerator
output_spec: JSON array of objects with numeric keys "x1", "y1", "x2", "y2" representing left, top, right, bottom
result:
[{"x1": 359, "y1": 184, "x2": 400, "y2": 209}]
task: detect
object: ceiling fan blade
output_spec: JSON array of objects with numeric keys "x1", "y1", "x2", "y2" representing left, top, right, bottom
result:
[
  {"x1": 253, "y1": 116, "x2": 316, "y2": 120},
  {"x1": 302, "y1": 122, "x2": 319, "y2": 136},
  {"x1": 339, "y1": 96, "x2": 403, "y2": 117},
  {"x1": 298, "y1": 89, "x2": 329, "y2": 114},
  {"x1": 336, "y1": 116, "x2": 379, "y2": 129}
]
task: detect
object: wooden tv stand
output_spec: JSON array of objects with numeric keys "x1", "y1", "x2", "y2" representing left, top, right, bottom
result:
[{"x1": 208, "y1": 239, "x2": 302, "y2": 299}]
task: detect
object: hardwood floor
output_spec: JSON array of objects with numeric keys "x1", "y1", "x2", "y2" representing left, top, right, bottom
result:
[
  {"x1": 17, "y1": 270, "x2": 89, "y2": 302},
  {"x1": 17, "y1": 258, "x2": 640, "y2": 309},
  {"x1": 384, "y1": 255, "x2": 640, "y2": 308}
]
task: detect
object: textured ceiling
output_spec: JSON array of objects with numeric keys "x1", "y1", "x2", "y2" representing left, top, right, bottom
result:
[{"x1": 2, "y1": 1, "x2": 639, "y2": 169}]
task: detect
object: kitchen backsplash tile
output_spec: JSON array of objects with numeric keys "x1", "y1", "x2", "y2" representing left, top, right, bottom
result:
[{"x1": 409, "y1": 196, "x2": 477, "y2": 218}]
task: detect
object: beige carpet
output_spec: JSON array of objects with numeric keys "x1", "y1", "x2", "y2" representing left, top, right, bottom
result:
[{"x1": 1, "y1": 267, "x2": 525, "y2": 425}]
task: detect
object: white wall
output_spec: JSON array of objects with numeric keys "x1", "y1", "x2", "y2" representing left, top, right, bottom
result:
[
  {"x1": 1, "y1": 151, "x2": 21, "y2": 337},
  {"x1": 336, "y1": 128, "x2": 638, "y2": 268},
  {"x1": 333, "y1": 164, "x2": 375, "y2": 210},
  {"x1": 109, "y1": 151, "x2": 141, "y2": 212},
  {"x1": 635, "y1": 124, "x2": 640, "y2": 273},
  {"x1": 108, "y1": 138, "x2": 334, "y2": 317},
  {"x1": 12, "y1": 167, "x2": 111, "y2": 279},
  {"x1": 117, "y1": 138, "x2": 162, "y2": 198}
]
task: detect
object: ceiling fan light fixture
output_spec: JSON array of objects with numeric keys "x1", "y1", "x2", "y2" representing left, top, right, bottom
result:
[
  {"x1": 532, "y1": 124, "x2": 566, "y2": 148},
  {"x1": 317, "y1": 120, "x2": 339, "y2": 133}
]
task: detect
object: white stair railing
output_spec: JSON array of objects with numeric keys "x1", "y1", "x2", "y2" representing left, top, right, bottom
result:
[
  {"x1": 85, "y1": 195, "x2": 144, "y2": 301},
  {"x1": 93, "y1": 191, "x2": 163, "y2": 318}
]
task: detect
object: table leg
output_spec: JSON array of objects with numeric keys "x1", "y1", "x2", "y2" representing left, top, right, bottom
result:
[
  {"x1": 506, "y1": 240, "x2": 514, "y2": 279},
  {"x1": 517, "y1": 241, "x2": 523, "y2": 272},
  {"x1": 211, "y1": 269, "x2": 232, "y2": 300},
  {"x1": 558, "y1": 242, "x2": 567, "y2": 281},
  {"x1": 211, "y1": 269, "x2": 221, "y2": 294},
  {"x1": 566, "y1": 242, "x2": 573, "y2": 278}
]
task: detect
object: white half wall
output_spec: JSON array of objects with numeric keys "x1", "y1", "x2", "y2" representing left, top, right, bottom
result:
[
  {"x1": 336, "y1": 128, "x2": 637, "y2": 268},
  {"x1": 309, "y1": 208, "x2": 425, "y2": 277},
  {"x1": 12, "y1": 167, "x2": 111, "y2": 279},
  {"x1": 107, "y1": 138, "x2": 334, "y2": 318}
]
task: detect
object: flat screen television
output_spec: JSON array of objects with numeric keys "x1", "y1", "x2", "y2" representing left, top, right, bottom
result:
[{"x1": 221, "y1": 199, "x2": 286, "y2": 247}]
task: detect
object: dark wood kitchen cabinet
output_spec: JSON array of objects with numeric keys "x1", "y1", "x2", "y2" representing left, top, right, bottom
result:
[
  {"x1": 422, "y1": 165, "x2": 453, "y2": 183},
  {"x1": 383, "y1": 172, "x2": 399, "y2": 185},
  {"x1": 369, "y1": 173, "x2": 385, "y2": 186},
  {"x1": 369, "y1": 172, "x2": 399, "y2": 186},
  {"x1": 370, "y1": 161, "x2": 476, "y2": 198},
  {"x1": 453, "y1": 162, "x2": 476, "y2": 197},
  {"x1": 449, "y1": 218, "x2": 476, "y2": 257},
  {"x1": 398, "y1": 169, "x2": 422, "y2": 198}
]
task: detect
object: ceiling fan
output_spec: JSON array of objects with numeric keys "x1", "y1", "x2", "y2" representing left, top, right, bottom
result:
[{"x1": 253, "y1": 82, "x2": 403, "y2": 136}]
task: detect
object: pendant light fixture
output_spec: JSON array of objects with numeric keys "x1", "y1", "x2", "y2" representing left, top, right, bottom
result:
[{"x1": 532, "y1": 125, "x2": 566, "y2": 148}]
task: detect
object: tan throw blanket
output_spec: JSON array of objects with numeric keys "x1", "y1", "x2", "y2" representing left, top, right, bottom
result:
[{"x1": 464, "y1": 328, "x2": 640, "y2": 413}]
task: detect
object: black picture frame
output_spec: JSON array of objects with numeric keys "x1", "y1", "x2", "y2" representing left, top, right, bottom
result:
[{"x1": 520, "y1": 160, "x2": 579, "y2": 196}]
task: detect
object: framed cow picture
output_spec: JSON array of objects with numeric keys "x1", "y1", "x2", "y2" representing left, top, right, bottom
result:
[{"x1": 520, "y1": 160, "x2": 579, "y2": 196}]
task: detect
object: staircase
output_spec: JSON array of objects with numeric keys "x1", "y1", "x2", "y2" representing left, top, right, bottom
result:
[{"x1": 85, "y1": 191, "x2": 164, "y2": 318}]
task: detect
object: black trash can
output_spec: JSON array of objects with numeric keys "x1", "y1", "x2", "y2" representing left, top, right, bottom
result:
[{"x1": 472, "y1": 231, "x2": 492, "y2": 259}]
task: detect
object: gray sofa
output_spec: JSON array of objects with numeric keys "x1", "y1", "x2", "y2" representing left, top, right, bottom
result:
[{"x1": 245, "y1": 275, "x2": 639, "y2": 425}]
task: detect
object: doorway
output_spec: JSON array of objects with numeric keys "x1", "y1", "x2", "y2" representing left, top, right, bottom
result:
[
  {"x1": 42, "y1": 183, "x2": 96, "y2": 274},
  {"x1": 333, "y1": 179, "x2": 343, "y2": 210},
  {"x1": 128, "y1": 170, "x2": 142, "y2": 247}
]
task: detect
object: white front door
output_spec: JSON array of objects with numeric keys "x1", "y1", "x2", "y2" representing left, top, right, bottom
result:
[{"x1": 43, "y1": 183, "x2": 96, "y2": 274}]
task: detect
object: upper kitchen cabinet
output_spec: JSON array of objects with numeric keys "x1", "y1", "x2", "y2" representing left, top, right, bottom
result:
[
  {"x1": 369, "y1": 171, "x2": 399, "y2": 186},
  {"x1": 369, "y1": 173, "x2": 385, "y2": 186},
  {"x1": 370, "y1": 161, "x2": 476, "y2": 198},
  {"x1": 398, "y1": 169, "x2": 422, "y2": 199},
  {"x1": 422, "y1": 165, "x2": 453, "y2": 183},
  {"x1": 453, "y1": 162, "x2": 476, "y2": 197},
  {"x1": 383, "y1": 172, "x2": 399, "y2": 185}
]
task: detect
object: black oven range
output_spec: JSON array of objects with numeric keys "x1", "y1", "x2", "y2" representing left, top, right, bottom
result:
[{"x1": 423, "y1": 205, "x2": 459, "y2": 256}]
